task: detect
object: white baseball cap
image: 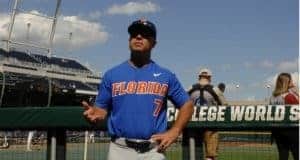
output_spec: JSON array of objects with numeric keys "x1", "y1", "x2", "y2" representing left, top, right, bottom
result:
[{"x1": 199, "y1": 68, "x2": 212, "y2": 76}]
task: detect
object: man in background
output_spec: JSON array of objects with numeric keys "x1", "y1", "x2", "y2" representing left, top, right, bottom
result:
[
  {"x1": 214, "y1": 83, "x2": 227, "y2": 106},
  {"x1": 187, "y1": 68, "x2": 224, "y2": 160}
]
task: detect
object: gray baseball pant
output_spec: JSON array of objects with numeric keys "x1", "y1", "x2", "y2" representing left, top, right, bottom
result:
[{"x1": 107, "y1": 141, "x2": 166, "y2": 160}]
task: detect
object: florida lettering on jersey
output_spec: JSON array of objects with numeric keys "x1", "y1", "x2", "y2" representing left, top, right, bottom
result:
[{"x1": 112, "y1": 81, "x2": 168, "y2": 97}]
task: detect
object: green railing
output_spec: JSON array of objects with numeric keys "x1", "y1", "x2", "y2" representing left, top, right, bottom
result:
[{"x1": 0, "y1": 105, "x2": 298, "y2": 160}]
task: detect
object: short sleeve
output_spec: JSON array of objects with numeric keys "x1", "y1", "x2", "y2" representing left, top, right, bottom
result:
[
  {"x1": 167, "y1": 73, "x2": 190, "y2": 108},
  {"x1": 284, "y1": 93, "x2": 299, "y2": 105},
  {"x1": 94, "y1": 72, "x2": 112, "y2": 109}
]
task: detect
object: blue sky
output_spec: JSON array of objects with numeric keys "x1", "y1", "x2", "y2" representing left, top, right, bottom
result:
[{"x1": 0, "y1": 0, "x2": 298, "y2": 101}]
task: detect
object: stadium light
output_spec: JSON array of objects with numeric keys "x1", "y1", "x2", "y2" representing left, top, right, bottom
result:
[{"x1": 26, "y1": 22, "x2": 31, "y2": 41}]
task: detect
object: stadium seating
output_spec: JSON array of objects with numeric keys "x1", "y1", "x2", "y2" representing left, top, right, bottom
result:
[
  {"x1": 1, "y1": 49, "x2": 93, "y2": 72},
  {"x1": 32, "y1": 54, "x2": 91, "y2": 72},
  {"x1": 0, "y1": 49, "x2": 99, "y2": 107},
  {"x1": 52, "y1": 78, "x2": 95, "y2": 91},
  {"x1": 8, "y1": 50, "x2": 39, "y2": 63}
]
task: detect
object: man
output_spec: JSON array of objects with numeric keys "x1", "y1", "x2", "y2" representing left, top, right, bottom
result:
[
  {"x1": 188, "y1": 68, "x2": 222, "y2": 160},
  {"x1": 214, "y1": 83, "x2": 227, "y2": 106},
  {"x1": 0, "y1": 132, "x2": 9, "y2": 149},
  {"x1": 82, "y1": 18, "x2": 194, "y2": 160},
  {"x1": 27, "y1": 131, "x2": 35, "y2": 151}
]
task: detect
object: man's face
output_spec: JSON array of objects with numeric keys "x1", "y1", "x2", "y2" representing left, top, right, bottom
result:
[{"x1": 129, "y1": 31, "x2": 155, "y2": 53}]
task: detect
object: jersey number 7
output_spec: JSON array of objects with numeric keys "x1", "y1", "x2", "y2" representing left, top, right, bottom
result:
[{"x1": 153, "y1": 99, "x2": 163, "y2": 117}]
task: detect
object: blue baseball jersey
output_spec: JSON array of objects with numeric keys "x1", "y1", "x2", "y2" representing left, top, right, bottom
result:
[{"x1": 95, "y1": 60, "x2": 189, "y2": 139}]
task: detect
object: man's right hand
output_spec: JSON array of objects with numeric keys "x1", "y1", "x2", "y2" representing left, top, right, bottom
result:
[{"x1": 82, "y1": 101, "x2": 107, "y2": 123}]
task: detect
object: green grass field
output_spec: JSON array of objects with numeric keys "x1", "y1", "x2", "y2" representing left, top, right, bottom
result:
[
  {"x1": 0, "y1": 142, "x2": 295, "y2": 160},
  {"x1": 0, "y1": 131, "x2": 296, "y2": 160}
]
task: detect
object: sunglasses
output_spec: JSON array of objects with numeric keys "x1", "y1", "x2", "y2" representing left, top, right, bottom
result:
[{"x1": 130, "y1": 30, "x2": 154, "y2": 39}]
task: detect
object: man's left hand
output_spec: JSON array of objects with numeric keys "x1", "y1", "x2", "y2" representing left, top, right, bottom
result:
[{"x1": 151, "y1": 127, "x2": 181, "y2": 152}]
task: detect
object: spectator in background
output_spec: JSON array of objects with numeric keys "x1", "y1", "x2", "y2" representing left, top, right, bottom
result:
[
  {"x1": 185, "y1": 68, "x2": 223, "y2": 160},
  {"x1": 0, "y1": 132, "x2": 9, "y2": 149},
  {"x1": 269, "y1": 72, "x2": 299, "y2": 160},
  {"x1": 26, "y1": 131, "x2": 35, "y2": 151},
  {"x1": 214, "y1": 83, "x2": 227, "y2": 105},
  {"x1": 88, "y1": 131, "x2": 95, "y2": 143}
]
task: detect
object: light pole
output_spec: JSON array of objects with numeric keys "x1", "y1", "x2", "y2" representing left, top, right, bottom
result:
[
  {"x1": 25, "y1": 22, "x2": 31, "y2": 52},
  {"x1": 235, "y1": 84, "x2": 239, "y2": 101},
  {"x1": 26, "y1": 22, "x2": 31, "y2": 41},
  {"x1": 68, "y1": 32, "x2": 73, "y2": 53},
  {"x1": 265, "y1": 84, "x2": 271, "y2": 101}
]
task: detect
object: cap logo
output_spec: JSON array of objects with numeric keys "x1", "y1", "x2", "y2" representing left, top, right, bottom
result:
[{"x1": 139, "y1": 18, "x2": 148, "y2": 25}]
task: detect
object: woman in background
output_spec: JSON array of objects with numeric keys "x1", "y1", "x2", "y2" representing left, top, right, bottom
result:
[{"x1": 270, "y1": 72, "x2": 299, "y2": 160}]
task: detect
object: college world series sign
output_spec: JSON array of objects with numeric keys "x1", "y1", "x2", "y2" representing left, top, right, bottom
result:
[
  {"x1": 0, "y1": 106, "x2": 297, "y2": 130},
  {"x1": 167, "y1": 105, "x2": 299, "y2": 129}
]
